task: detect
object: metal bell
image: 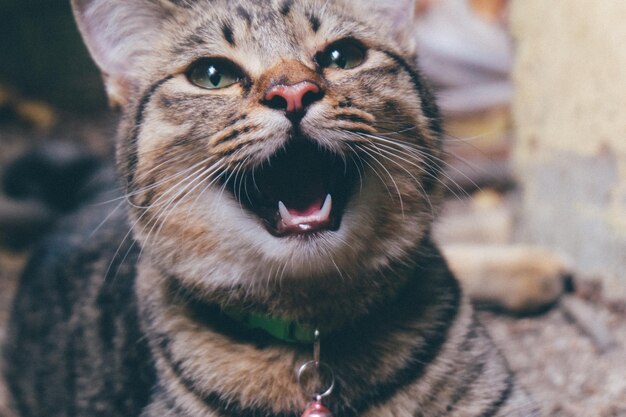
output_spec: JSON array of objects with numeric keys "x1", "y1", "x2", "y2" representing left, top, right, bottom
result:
[{"x1": 301, "y1": 400, "x2": 334, "y2": 417}]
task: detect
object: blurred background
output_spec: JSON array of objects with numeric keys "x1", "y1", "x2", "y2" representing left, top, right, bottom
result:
[{"x1": 0, "y1": 0, "x2": 625, "y2": 416}]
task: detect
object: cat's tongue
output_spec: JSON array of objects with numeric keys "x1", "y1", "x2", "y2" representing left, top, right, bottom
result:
[{"x1": 278, "y1": 194, "x2": 332, "y2": 233}]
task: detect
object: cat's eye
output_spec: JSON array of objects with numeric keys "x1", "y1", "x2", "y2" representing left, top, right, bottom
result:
[
  {"x1": 317, "y1": 40, "x2": 366, "y2": 70},
  {"x1": 186, "y1": 58, "x2": 244, "y2": 90}
]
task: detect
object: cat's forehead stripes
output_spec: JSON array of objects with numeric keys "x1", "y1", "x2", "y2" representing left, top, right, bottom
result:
[
  {"x1": 221, "y1": 21, "x2": 236, "y2": 47},
  {"x1": 235, "y1": 6, "x2": 253, "y2": 27},
  {"x1": 167, "y1": 1, "x2": 370, "y2": 77},
  {"x1": 280, "y1": 0, "x2": 294, "y2": 16},
  {"x1": 305, "y1": 10, "x2": 321, "y2": 33}
]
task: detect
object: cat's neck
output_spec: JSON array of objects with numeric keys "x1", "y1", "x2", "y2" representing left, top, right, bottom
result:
[{"x1": 137, "y1": 236, "x2": 452, "y2": 335}]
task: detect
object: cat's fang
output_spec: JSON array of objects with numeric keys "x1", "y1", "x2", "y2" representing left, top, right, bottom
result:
[{"x1": 278, "y1": 194, "x2": 332, "y2": 232}]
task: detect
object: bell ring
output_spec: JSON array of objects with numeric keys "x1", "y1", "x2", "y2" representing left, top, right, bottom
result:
[
  {"x1": 298, "y1": 330, "x2": 335, "y2": 417},
  {"x1": 296, "y1": 360, "x2": 335, "y2": 399},
  {"x1": 297, "y1": 360, "x2": 335, "y2": 417}
]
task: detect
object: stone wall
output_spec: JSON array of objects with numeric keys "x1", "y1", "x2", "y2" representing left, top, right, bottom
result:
[{"x1": 511, "y1": 0, "x2": 626, "y2": 298}]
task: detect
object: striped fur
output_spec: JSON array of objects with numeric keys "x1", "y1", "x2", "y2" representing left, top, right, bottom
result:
[{"x1": 4, "y1": 0, "x2": 539, "y2": 416}]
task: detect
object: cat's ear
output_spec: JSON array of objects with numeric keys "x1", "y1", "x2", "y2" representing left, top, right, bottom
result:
[
  {"x1": 352, "y1": 0, "x2": 418, "y2": 51},
  {"x1": 71, "y1": 0, "x2": 172, "y2": 106}
]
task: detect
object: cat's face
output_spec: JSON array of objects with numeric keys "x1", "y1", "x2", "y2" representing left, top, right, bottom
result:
[{"x1": 73, "y1": 0, "x2": 442, "y2": 292}]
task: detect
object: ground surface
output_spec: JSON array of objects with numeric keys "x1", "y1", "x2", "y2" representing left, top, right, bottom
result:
[{"x1": 483, "y1": 299, "x2": 626, "y2": 417}]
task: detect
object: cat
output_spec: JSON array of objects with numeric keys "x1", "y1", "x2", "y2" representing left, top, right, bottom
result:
[{"x1": 3, "y1": 0, "x2": 540, "y2": 416}]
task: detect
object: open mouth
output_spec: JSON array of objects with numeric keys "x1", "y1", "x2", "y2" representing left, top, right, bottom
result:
[{"x1": 225, "y1": 138, "x2": 358, "y2": 237}]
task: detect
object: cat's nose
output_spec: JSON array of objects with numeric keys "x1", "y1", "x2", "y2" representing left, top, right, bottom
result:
[{"x1": 263, "y1": 81, "x2": 323, "y2": 118}]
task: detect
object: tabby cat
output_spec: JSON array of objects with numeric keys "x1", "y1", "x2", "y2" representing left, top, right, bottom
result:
[{"x1": 4, "y1": 0, "x2": 539, "y2": 416}]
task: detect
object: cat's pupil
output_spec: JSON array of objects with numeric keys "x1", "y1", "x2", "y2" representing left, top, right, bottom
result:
[
  {"x1": 330, "y1": 49, "x2": 347, "y2": 68},
  {"x1": 207, "y1": 66, "x2": 222, "y2": 87}
]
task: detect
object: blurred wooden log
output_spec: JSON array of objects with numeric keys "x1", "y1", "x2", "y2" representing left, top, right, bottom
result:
[{"x1": 443, "y1": 244, "x2": 569, "y2": 313}]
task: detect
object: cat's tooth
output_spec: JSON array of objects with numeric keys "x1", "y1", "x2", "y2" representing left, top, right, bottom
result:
[
  {"x1": 319, "y1": 194, "x2": 332, "y2": 221},
  {"x1": 278, "y1": 201, "x2": 295, "y2": 225}
]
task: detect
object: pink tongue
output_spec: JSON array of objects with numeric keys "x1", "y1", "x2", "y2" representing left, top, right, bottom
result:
[{"x1": 286, "y1": 195, "x2": 324, "y2": 217}]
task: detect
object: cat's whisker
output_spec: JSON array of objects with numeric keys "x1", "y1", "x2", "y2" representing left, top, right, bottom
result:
[
  {"x1": 346, "y1": 151, "x2": 365, "y2": 195},
  {"x1": 344, "y1": 142, "x2": 396, "y2": 205},
  {"x1": 359, "y1": 137, "x2": 469, "y2": 201},
  {"x1": 91, "y1": 135, "x2": 217, "y2": 206},
  {"x1": 133, "y1": 154, "x2": 219, "y2": 188},
  {"x1": 98, "y1": 129, "x2": 231, "y2": 207},
  {"x1": 340, "y1": 130, "x2": 420, "y2": 188},
  {"x1": 103, "y1": 219, "x2": 142, "y2": 283},
  {"x1": 351, "y1": 139, "x2": 424, "y2": 184},
  {"x1": 141, "y1": 159, "x2": 225, "y2": 214},
  {"x1": 319, "y1": 238, "x2": 350, "y2": 284},
  {"x1": 357, "y1": 140, "x2": 434, "y2": 217},
  {"x1": 193, "y1": 167, "x2": 231, "y2": 222},
  {"x1": 264, "y1": 261, "x2": 277, "y2": 293},
  {"x1": 373, "y1": 123, "x2": 420, "y2": 136},
  {"x1": 126, "y1": 161, "x2": 227, "y2": 275},
  {"x1": 442, "y1": 130, "x2": 493, "y2": 144},
  {"x1": 410, "y1": 149, "x2": 482, "y2": 197},
  {"x1": 354, "y1": 131, "x2": 477, "y2": 198},
  {"x1": 176, "y1": 171, "x2": 217, "y2": 230},
  {"x1": 355, "y1": 141, "x2": 436, "y2": 220},
  {"x1": 211, "y1": 159, "x2": 245, "y2": 214},
  {"x1": 277, "y1": 256, "x2": 290, "y2": 287},
  {"x1": 348, "y1": 141, "x2": 405, "y2": 218},
  {"x1": 133, "y1": 161, "x2": 220, "y2": 209},
  {"x1": 173, "y1": 158, "x2": 224, "y2": 229},
  {"x1": 181, "y1": 158, "x2": 229, "y2": 226},
  {"x1": 214, "y1": 161, "x2": 243, "y2": 209},
  {"x1": 243, "y1": 166, "x2": 254, "y2": 212},
  {"x1": 232, "y1": 158, "x2": 251, "y2": 215},
  {"x1": 341, "y1": 128, "x2": 443, "y2": 217},
  {"x1": 112, "y1": 159, "x2": 215, "y2": 210},
  {"x1": 103, "y1": 166, "x2": 212, "y2": 281},
  {"x1": 146, "y1": 162, "x2": 228, "y2": 249},
  {"x1": 88, "y1": 199, "x2": 126, "y2": 239},
  {"x1": 373, "y1": 141, "x2": 465, "y2": 196},
  {"x1": 131, "y1": 128, "x2": 224, "y2": 157}
]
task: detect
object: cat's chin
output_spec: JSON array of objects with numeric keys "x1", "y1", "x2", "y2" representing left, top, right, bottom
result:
[{"x1": 222, "y1": 137, "x2": 359, "y2": 238}]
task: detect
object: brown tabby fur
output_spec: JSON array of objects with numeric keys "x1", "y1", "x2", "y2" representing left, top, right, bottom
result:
[{"x1": 4, "y1": 0, "x2": 539, "y2": 416}]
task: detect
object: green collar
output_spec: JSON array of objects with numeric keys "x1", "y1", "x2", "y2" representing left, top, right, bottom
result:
[{"x1": 222, "y1": 307, "x2": 317, "y2": 344}]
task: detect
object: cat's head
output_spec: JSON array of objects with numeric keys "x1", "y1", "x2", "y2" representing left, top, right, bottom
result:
[{"x1": 72, "y1": 0, "x2": 443, "y2": 312}]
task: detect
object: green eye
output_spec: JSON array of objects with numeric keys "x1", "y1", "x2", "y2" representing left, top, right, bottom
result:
[
  {"x1": 318, "y1": 40, "x2": 366, "y2": 70},
  {"x1": 187, "y1": 59, "x2": 243, "y2": 89}
]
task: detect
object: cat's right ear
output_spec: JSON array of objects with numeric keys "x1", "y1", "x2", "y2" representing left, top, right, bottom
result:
[
  {"x1": 71, "y1": 0, "x2": 169, "y2": 107},
  {"x1": 348, "y1": 0, "x2": 418, "y2": 53}
]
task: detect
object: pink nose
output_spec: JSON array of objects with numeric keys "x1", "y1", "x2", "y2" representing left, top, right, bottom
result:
[{"x1": 264, "y1": 81, "x2": 322, "y2": 115}]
